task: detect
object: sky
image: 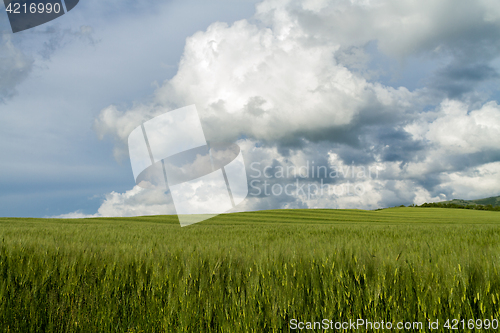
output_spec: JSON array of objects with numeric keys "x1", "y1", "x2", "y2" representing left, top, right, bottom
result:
[{"x1": 1, "y1": 0, "x2": 499, "y2": 218}]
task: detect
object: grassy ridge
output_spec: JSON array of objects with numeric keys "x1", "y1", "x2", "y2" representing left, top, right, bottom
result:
[
  {"x1": 440, "y1": 195, "x2": 500, "y2": 208},
  {"x1": 0, "y1": 208, "x2": 499, "y2": 332}
]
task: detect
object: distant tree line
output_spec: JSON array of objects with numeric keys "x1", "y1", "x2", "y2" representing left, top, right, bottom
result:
[{"x1": 414, "y1": 202, "x2": 500, "y2": 211}]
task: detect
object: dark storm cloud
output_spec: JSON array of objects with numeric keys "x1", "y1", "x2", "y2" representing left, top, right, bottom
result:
[
  {"x1": 430, "y1": 63, "x2": 500, "y2": 98},
  {"x1": 368, "y1": 127, "x2": 426, "y2": 163},
  {"x1": 444, "y1": 150, "x2": 500, "y2": 170},
  {"x1": 443, "y1": 64, "x2": 500, "y2": 82}
]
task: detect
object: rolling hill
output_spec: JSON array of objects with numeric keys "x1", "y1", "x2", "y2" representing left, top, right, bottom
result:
[{"x1": 440, "y1": 195, "x2": 500, "y2": 207}]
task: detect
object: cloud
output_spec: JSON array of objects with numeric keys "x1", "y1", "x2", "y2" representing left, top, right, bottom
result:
[
  {"x1": 405, "y1": 99, "x2": 500, "y2": 156},
  {"x1": 278, "y1": 0, "x2": 500, "y2": 58},
  {"x1": 0, "y1": 0, "x2": 265, "y2": 218},
  {"x1": 438, "y1": 161, "x2": 500, "y2": 200},
  {"x1": 430, "y1": 63, "x2": 500, "y2": 98},
  {"x1": 154, "y1": 18, "x2": 417, "y2": 146},
  {"x1": 0, "y1": 18, "x2": 97, "y2": 101},
  {"x1": 97, "y1": 0, "x2": 500, "y2": 150},
  {"x1": 37, "y1": 25, "x2": 98, "y2": 60},
  {"x1": 53, "y1": 185, "x2": 176, "y2": 218},
  {"x1": 88, "y1": 0, "x2": 500, "y2": 216},
  {"x1": 285, "y1": 0, "x2": 500, "y2": 100},
  {"x1": 95, "y1": 7, "x2": 415, "y2": 149},
  {"x1": 0, "y1": 32, "x2": 33, "y2": 101}
]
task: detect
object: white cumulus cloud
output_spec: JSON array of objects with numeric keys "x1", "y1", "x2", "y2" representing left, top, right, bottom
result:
[{"x1": 85, "y1": 0, "x2": 500, "y2": 217}]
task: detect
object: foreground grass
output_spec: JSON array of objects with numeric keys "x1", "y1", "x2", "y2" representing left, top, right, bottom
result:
[{"x1": 0, "y1": 208, "x2": 499, "y2": 332}]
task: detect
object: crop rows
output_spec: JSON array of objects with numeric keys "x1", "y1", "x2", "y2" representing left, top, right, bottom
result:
[{"x1": 0, "y1": 208, "x2": 498, "y2": 332}]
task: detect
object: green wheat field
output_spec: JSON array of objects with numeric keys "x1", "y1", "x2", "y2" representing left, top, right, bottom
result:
[{"x1": 0, "y1": 208, "x2": 499, "y2": 332}]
